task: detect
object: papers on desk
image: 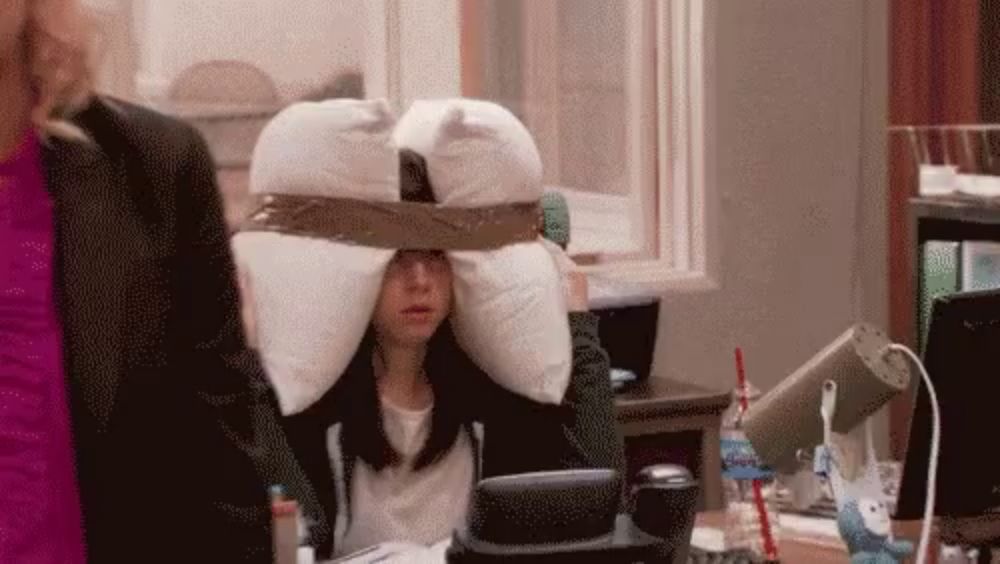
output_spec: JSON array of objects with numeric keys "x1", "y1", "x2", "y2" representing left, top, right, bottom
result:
[
  {"x1": 326, "y1": 539, "x2": 450, "y2": 563},
  {"x1": 691, "y1": 526, "x2": 727, "y2": 553}
]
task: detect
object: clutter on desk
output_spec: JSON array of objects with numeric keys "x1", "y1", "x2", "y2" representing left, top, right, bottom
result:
[
  {"x1": 686, "y1": 547, "x2": 778, "y2": 563},
  {"x1": 938, "y1": 544, "x2": 983, "y2": 564},
  {"x1": 719, "y1": 348, "x2": 780, "y2": 560},
  {"x1": 725, "y1": 322, "x2": 929, "y2": 561},
  {"x1": 811, "y1": 381, "x2": 914, "y2": 564},
  {"x1": 773, "y1": 460, "x2": 904, "y2": 521}
]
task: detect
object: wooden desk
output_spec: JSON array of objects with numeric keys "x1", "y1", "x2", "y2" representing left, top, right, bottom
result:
[
  {"x1": 694, "y1": 512, "x2": 847, "y2": 563},
  {"x1": 615, "y1": 378, "x2": 731, "y2": 511},
  {"x1": 696, "y1": 512, "x2": 952, "y2": 563}
]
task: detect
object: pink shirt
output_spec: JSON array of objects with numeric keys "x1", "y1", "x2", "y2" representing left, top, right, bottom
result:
[{"x1": 0, "y1": 131, "x2": 87, "y2": 563}]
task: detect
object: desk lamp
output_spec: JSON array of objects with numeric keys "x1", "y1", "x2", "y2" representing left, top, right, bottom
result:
[{"x1": 740, "y1": 323, "x2": 941, "y2": 564}]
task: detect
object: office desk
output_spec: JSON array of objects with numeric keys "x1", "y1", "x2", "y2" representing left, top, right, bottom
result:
[
  {"x1": 695, "y1": 512, "x2": 947, "y2": 563},
  {"x1": 694, "y1": 512, "x2": 847, "y2": 563},
  {"x1": 615, "y1": 378, "x2": 731, "y2": 511}
]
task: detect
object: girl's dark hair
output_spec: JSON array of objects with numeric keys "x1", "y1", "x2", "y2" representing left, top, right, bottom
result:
[
  {"x1": 339, "y1": 319, "x2": 480, "y2": 471},
  {"x1": 341, "y1": 147, "x2": 470, "y2": 471},
  {"x1": 399, "y1": 148, "x2": 437, "y2": 203}
]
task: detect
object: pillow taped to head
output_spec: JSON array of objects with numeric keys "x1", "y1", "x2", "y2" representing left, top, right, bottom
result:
[
  {"x1": 395, "y1": 98, "x2": 571, "y2": 405},
  {"x1": 236, "y1": 98, "x2": 571, "y2": 414},
  {"x1": 236, "y1": 98, "x2": 399, "y2": 414}
]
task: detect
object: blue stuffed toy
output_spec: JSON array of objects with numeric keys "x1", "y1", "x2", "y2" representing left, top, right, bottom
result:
[{"x1": 837, "y1": 498, "x2": 914, "y2": 564}]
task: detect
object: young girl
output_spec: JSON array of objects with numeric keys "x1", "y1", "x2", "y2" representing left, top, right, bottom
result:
[{"x1": 281, "y1": 157, "x2": 624, "y2": 559}]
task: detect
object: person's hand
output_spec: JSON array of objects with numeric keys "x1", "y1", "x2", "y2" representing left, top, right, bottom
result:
[{"x1": 542, "y1": 239, "x2": 589, "y2": 312}]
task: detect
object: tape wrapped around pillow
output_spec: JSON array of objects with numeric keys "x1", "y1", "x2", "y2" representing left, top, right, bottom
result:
[
  {"x1": 232, "y1": 233, "x2": 393, "y2": 415},
  {"x1": 239, "y1": 194, "x2": 542, "y2": 250}
]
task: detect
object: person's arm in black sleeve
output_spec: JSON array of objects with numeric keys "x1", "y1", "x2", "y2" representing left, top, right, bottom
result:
[
  {"x1": 173, "y1": 124, "x2": 330, "y2": 559},
  {"x1": 560, "y1": 310, "x2": 626, "y2": 474},
  {"x1": 482, "y1": 311, "x2": 625, "y2": 480}
]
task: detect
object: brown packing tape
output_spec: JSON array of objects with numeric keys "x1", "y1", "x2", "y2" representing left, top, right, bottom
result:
[{"x1": 238, "y1": 194, "x2": 543, "y2": 250}]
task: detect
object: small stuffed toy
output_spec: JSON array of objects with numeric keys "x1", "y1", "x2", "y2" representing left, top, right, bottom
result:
[{"x1": 837, "y1": 498, "x2": 914, "y2": 564}]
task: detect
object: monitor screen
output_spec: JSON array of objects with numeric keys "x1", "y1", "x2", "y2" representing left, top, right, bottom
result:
[
  {"x1": 592, "y1": 299, "x2": 660, "y2": 385},
  {"x1": 895, "y1": 289, "x2": 1000, "y2": 519}
]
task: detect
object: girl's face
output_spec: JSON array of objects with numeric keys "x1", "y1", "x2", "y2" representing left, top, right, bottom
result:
[{"x1": 372, "y1": 250, "x2": 453, "y2": 347}]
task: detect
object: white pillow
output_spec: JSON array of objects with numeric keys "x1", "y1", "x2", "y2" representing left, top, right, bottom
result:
[
  {"x1": 232, "y1": 234, "x2": 393, "y2": 415},
  {"x1": 238, "y1": 97, "x2": 571, "y2": 414},
  {"x1": 392, "y1": 99, "x2": 542, "y2": 205},
  {"x1": 395, "y1": 99, "x2": 572, "y2": 405},
  {"x1": 233, "y1": 99, "x2": 397, "y2": 415},
  {"x1": 250, "y1": 98, "x2": 399, "y2": 202}
]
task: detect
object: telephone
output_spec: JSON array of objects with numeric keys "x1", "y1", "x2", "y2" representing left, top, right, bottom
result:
[{"x1": 445, "y1": 465, "x2": 700, "y2": 563}]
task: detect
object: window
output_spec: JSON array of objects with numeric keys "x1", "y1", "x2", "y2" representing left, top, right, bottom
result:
[
  {"x1": 466, "y1": 1, "x2": 657, "y2": 265},
  {"x1": 370, "y1": 0, "x2": 716, "y2": 291},
  {"x1": 87, "y1": 0, "x2": 716, "y2": 292}
]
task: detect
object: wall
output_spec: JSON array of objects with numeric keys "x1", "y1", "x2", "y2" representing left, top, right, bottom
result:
[
  {"x1": 85, "y1": 0, "x2": 140, "y2": 100},
  {"x1": 397, "y1": 0, "x2": 462, "y2": 105},
  {"x1": 651, "y1": 0, "x2": 890, "y2": 452},
  {"x1": 134, "y1": 0, "x2": 365, "y2": 101}
]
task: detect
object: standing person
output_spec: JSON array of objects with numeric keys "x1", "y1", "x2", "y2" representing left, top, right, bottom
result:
[{"x1": 0, "y1": 1, "x2": 324, "y2": 562}]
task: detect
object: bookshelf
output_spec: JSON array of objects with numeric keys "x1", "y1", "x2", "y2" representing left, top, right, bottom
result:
[
  {"x1": 905, "y1": 196, "x2": 1000, "y2": 564},
  {"x1": 889, "y1": 124, "x2": 1000, "y2": 352},
  {"x1": 909, "y1": 195, "x2": 1000, "y2": 348}
]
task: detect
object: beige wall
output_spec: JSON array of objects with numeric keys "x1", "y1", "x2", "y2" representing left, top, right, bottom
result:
[{"x1": 652, "y1": 0, "x2": 889, "y2": 450}]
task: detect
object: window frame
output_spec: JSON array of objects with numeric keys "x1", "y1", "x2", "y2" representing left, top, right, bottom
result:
[{"x1": 367, "y1": 0, "x2": 719, "y2": 294}]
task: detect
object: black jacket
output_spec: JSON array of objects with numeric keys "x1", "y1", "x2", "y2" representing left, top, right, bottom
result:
[
  {"x1": 283, "y1": 312, "x2": 625, "y2": 559},
  {"x1": 48, "y1": 98, "x2": 325, "y2": 563}
]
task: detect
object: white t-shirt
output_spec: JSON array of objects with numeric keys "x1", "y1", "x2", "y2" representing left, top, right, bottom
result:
[{"x1": 337, "y1": 396, "x2": 475, "y2": 556}]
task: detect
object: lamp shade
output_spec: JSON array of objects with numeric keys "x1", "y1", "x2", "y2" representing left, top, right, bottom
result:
[{"x1": 742, "y1": 323, "x2": 912, "y2": 470}]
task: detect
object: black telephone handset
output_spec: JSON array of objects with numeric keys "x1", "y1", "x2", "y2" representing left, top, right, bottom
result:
[
  {"x1": 631, "y1": 465, "x2": 701, "y2": 563},
  {"x1": 446, "y1": 465, "x2": 700, "y2": 563}
]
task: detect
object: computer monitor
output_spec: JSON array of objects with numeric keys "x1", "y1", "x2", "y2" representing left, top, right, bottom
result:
[
  {"x1": 592, "y1": 298, "x2": 660, "y2": 383},
  {"x1": 895, "y1": 289, "x2": 1000, "y2": 520}
]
